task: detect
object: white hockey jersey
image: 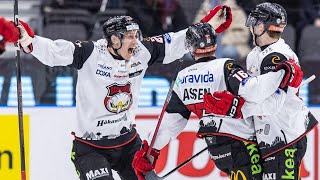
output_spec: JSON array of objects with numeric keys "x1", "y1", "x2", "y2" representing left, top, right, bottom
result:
[
  {"x1": 152, "y1": 57, "x2": 286, "y2": 150},
  {"x1": 245, "y1": 38, "x2": 318, "y2": 158},
  {"x1": 30, "y1": 30, "x2": 188, "y2": 147}
]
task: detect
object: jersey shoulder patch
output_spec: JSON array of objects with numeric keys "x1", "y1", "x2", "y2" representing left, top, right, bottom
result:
[
  {"x1": 142, "y1": 35, "x2": 166, "y2": 66},
  {"x1": 260, "y1": 52, "x2": 287, "y2": 74},
  {"x1": 143, "y1": 35, "x2": 164, "y2": 43},
  {"x1": 71, "y1": 40, "x2": 94, "y2": 69},
  {"x1": 223, "y1": 60, "x2": 248, "y2": 95}
]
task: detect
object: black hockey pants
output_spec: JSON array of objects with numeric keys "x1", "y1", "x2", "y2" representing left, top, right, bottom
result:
[
  {"x1": 71, "y1": 134, "x2": 142, "y2": 180},
  {"x1": 262, "y1": 136, "x2": 307, "y2": 180},
  {"x1": 205, "y1": 136, "x2": 263, "y2": 180}
]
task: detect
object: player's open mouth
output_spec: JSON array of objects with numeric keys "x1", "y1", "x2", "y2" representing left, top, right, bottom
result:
[
  {"x1": 128, "y1": 47, "x2": 135, "y2": 55},
  {"x1": 128, "y1": 48, "x2": 134, "y2": 55}
]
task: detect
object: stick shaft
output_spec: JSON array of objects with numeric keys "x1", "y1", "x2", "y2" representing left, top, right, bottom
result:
[
  {"x1": 299, "y1": 75, "x2": 316, "y2": 88},
  {"x1": 14, "y1": 1, "x2": 27, "y2": 179},
  {"x1": 147, "y1": 59, "x2": 184, "y2": 157},
  {"x1": 145, "y1": 146, "x2": 208, "y2": 180},
  {"x1": 162, "y1": 146, "x2": 208, "y2": 178}
]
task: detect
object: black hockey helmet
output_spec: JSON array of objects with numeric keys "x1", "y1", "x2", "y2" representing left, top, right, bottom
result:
[
  {"x1": 245, "y1": 2, "x2": 287, "y2": 32},
  {"x1": 102, "y1": 16, "x2": 142, "y2": 43},
  {"x1": 185, "y1": 22, "x2": 217, "y2": 54}
]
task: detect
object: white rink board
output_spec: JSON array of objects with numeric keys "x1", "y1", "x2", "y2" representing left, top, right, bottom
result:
[{"x1": 0, "y1": 107, "x2": 319, "y2": 180}]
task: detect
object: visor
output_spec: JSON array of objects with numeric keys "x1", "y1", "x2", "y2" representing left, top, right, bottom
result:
[
  {"x1": 121, "y1": 29, "x2": 143, "y2": 41},
  {"x1": 185, "y1": 38, "x2": 193, "y2": 52},
  {"x1": 245, "y1": 14, "x2": 260, "y2": 27},
  {"x1": 128, "y1": 24, "x2": 142, "y2": 41},
  {"x1": 245, "y1": 10, "x2": 269, "y2": 27},
  {"x1": 185, "y1": 39, "x2": 215, "y2": 53}
]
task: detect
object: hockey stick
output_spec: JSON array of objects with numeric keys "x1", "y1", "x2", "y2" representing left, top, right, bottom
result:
[
  {"x1": 14, "y1": 0, "x2": 27, "y2": 180},
  {"x1": 145, "y1": 146, "x2": 209, "y2": 180},
  {"x1": 299, "y1": 75, "x2": 316, "y2": 88},
  {"x1": 146, "y1": 59, "x2": 184, "y2": 158}
]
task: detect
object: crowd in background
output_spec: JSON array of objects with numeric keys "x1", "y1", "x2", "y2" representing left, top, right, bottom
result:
[{"x1": 37, "y1": 0, "x2": 320, "y2": 60}]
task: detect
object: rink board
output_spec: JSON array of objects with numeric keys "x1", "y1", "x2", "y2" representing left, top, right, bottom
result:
[{"x1": 0, "y1": 107, "x2": 318, "y2": 180}]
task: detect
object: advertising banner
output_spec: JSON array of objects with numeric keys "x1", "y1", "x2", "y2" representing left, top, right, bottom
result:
[
  {"x1": 0, "y1": 107, "x2": 318, "y2": 180},
  {"x1": 0, "y1": 115, "x2": 29, "y2": 180}
]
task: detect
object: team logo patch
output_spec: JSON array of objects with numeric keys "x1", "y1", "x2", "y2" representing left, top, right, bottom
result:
[
  {"x1": 271, "y1": 55, "x2": 281, "y2": 64},
  {"x1": 226, "y1": 63, "x2": 233, "y2": 70},
  {"x1": 104, "y1": 83, "x2": 132, "y2": 113}
]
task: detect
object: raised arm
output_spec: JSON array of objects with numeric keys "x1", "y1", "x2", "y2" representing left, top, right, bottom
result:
[
  {"x1": 142, "y1": 5, "x2": 233, "y2": 67},
  {"x1": 141, "y1": 29, "x2": 189, "y2": 66},
  {"x1": 17, "y1": 21, "x2": 94, "y2": 68},
  {"x1": 203, "y1": 60, "x2": 303, "y2": 118},
  {"x1": 223, "y1": 60, "x2": 284, "y2": 103}
]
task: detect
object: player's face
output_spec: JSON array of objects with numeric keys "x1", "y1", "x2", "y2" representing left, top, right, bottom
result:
[
  {"x1": 118, "y1": 30, "x2": 140, "y2": 60},
  {"x1": 249, "y1": 22, "x2": 264, "y2": 46}
]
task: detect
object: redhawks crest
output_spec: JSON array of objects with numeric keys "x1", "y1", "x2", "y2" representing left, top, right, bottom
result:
[{"x1": 104, "y1": 83, "x2": 132, "y2": 113}]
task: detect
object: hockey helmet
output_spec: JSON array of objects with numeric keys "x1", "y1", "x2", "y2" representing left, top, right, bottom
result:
[
  {"x1": 185, "y1": 22, "x2": 217, "y2": 54},
  {"x1": 245, "y1": 2, "x2": 287, "y2": 32},
  {"x1": 103, "y1": 16, "x2": 142, "y2": 42}
]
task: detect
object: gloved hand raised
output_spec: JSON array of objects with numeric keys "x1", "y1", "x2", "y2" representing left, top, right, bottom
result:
[
  {"x1": 274, "y1": 59, "x2": 303, "y2": 89},
  {"x1": 16, "y1": 20, "x2": 35, "y2": 53},
  {"x1": 0, "y1": 18, "x2": 19, "y2": 43},
  {"x1": 132, "y1": 140, "x2": 160, "y2": 180},
  {"x1": 201, "y1": 5, "x2": 232, "y2": 33},
  {"x1": 204, "y1": 90, "x2": 244, "y2": 119},
  {"x1": 0, "y1": 18, "x2": 20, "y2": 54}
]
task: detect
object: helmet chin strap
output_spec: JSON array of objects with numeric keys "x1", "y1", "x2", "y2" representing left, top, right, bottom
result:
[
  {"x1": 253, "y1": 26, "x2": 267, "y2": 47},
  {"x1": 113, "y1": 45, "x2": 124, "y2": 60},
  {"x1": 108, "y1": 35, "x2": 125, "y2": 60}
]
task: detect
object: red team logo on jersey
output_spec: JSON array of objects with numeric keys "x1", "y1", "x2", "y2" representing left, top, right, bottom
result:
[{"x1": 104, "y1": 83, "x2": 132, "y2": 113}]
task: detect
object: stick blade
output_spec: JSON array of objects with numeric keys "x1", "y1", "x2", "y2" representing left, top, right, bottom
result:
[{"x1": 145, "y1": 171, "x2": 163, "y2": 180}]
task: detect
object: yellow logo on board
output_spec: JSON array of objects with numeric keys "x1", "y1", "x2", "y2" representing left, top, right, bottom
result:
[{"x1": 0, "y1": 115, "x2": 29, "y2": 180}]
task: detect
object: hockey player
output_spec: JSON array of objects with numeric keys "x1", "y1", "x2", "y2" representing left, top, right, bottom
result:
[
  {"x1": 132, "y1": 22, "x2": 303, "y2": 180},
  {"x1": 12, "y1": 6, "x2": 232, "y2": 180},
  {"x1": 0, "y1": 18, "x2": 19, "y2": 54},
  {"x1": 204, "y1": 3, "x2": 319, "y2": 180}
]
